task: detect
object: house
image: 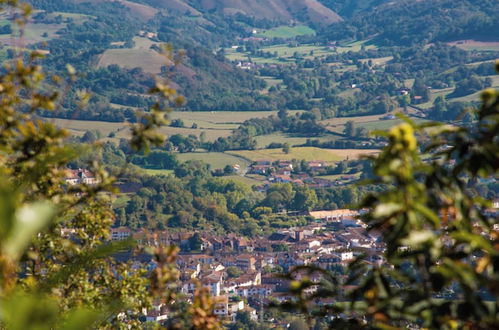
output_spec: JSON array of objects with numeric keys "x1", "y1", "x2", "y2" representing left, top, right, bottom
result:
[
  {"x1": 143, "y1": 303, "x2": 168, "y2": 323},
  {"x1": 308, "y1": 161, "x2": 327, "y2": 172},
  {"x1": 236, "y1": 255, "x2": 256, "y2": 270},
  {"x1": 277, "y1": 160, "x2": 293, "y2": 170},
  {"x1": 270, "y1": 174, "x2": 292, "y2": 183},
  {"x1": 213, "y1": 295, "x2": 229, "y2": 317},
  {"x1": 110, "y1": 227, "x2": 132, "y2": 241},
  {"x1": 64, "y1": 168, "x2": 99, "y2": 185},
  {"x1": 228, "y1": 272, "x2": 261, "y2": 288},
  {"x1": 182, "y1": 277, "x2": 222, "y2": 297},
  {"x1": 250, "y1": 164, "x2": 273, "y2": 175},
  {"x1": 237, "y1": 284, "x2": 273, "y2": 298}
]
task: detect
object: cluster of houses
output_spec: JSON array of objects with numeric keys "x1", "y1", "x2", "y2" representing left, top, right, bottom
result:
[
  {"x1": 249, "y1": 159, "x2": 357, "y2": 188},
  {"x1": 108, "y1": 209, "x2": 385, "y2": 324}
]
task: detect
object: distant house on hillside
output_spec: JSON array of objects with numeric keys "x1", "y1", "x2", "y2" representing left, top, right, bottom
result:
[{"x1": 65, "y1": 168, "x2": 99, "y2": 185}]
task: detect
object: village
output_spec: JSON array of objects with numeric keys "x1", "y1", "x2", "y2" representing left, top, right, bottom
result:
[
  {"x1": 107, "y1": 208, "x2": 385, "y2": 324},
  {"x1": 247, "y1": 159, "x2": 360, "y2": 189}
]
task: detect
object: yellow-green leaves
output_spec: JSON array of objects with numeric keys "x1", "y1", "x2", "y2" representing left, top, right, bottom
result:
[{"x1": 388, "y1": 123, "x2": 417, "y2": 152}]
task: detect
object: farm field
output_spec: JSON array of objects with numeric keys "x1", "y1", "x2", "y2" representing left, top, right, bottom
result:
[
  {"x1": 170, "y1": 110, "x2": 291, "y2": 124},
  {"x1": 317, "y1": 172, "x2": 362, "y2": 181},
  {"x1": 228, "y1": 147, "x2": 378, "y2": 162},
  {"x1": 225, "y1": 39, "x2": 377, "y2": 65},
  {"x1": 320, "y1": 113, "x2": 387, "y2": 133},
  {"x1": 176, "y1": 152, "x2": 251, "y2": 170},
  {"x1": 142, "y1": 169, "x2": 173, "y2": 176},
  {"x1": 260, "y1": 76, "x2": 284, "y2": 94},
  {"x1": 447, "y1": 40, "x2": 499, "y2": 52},
  {"x1": 359, "y1": 56, "x2": 393, "y2": 66},
  {"x1": 255, "y1": 133, "x2": 339, "y2": 148},
  {"x1": 46, "y1": 118, "x2": 233, "y2": 142},
  {"x1": 0, "y1": 11, "x2": 90, "y2": 46},
  {"x1": 224, "y1": 175, "x2": 264, "y2": 187},
  {"x1": 97, "y1": 48, "x2": 167, "y2": 74},
  {"x1": 46, "y1": 110, "x2": 305, "y2": 143},
  {"x1": 417, "y1": 75, "x2": 499, "y2": 108},
  {"x1": 357, "y1": 118, "x2": 429, "y2": 132},
  {"x1": 0, "y1": 23, "x2": 63, "y2": 46},
  {"x1": 255, "y1": 25, "x2": 315, "y2": 38}
]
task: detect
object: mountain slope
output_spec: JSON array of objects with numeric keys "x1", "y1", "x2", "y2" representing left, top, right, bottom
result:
[{"x1": 145, "y1": 0, "x2": 342, "y2": 25}]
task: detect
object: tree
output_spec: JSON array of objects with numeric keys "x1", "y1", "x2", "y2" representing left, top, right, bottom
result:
[
  {"x1": 0, "y1": 3, "x2": 219, "y2": 328},
  {"x1": 170, "y1": 119, "x2": 185, "y2": 127},
  {"x1": 224, "y1": 164, "x2": 236, "y2": 175},
  {"x1": 282, "y1": 142, "x2": 291, "y2": 154},
  {"x1": 188, "y1": 233, "x2": 203, "y2": 251},
  {"x1": 226, "y1": 266, "x2": 243, "y2": 278},
  {"x1": 292, "y1": 186, "x2": 318, "y2": 211},
  {"x1": 280, "y1": 63, "x2": 499, "y2": 329},
  {"x1": 344, "y1": 121, "x2": 355, "y2": 137}
]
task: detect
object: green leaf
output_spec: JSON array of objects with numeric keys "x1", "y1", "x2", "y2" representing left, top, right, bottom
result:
[
  {"x1": 3, "y1": 201, "x2": 55, "y2": 261},
  {"x1": 60, "y1": 308, "x2": 106, "y2": 330},
  {"x1": 373, "y1": 203, "x2": 403, "y2": 218},
  {"x1": 401, "y1": 230, "x2": 435, "y2": 248}
]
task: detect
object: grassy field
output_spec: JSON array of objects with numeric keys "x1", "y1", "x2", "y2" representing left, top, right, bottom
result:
[
  {"x1": 255, "y1": 133, "x2": 339, "y2": 148},
  {"x1": 359, "y1": 118, "x2": 429, "y2": 132},
  {"x1": 171, "y1": 110, "x2": 280, "y2": 122},
  {"x1": 321, "y1": 113, "x2": 431, "y2": 134},
  {"x1": 417, "y1": 75, "x2": 499, "y2": 108},
  {"x1": 321, "y1": 114, "x2": 387, "y2": 134},
  {"x1": 0, "y1": 11, "x2": 90, "y2": 46},
  {"x1": 142, "y1": 169, "x2": 173, "y2": 176},
  {"x1": 228, "y1": 147, "x2": 377, "y2": 162},
  {"x1": 176, "y1": 152, "x2": 251, "y2": 170},
  {"x1": 97, "y1": 36, "x2": 168, "y2": 74},
  {"x1": 447, "y1": 40, "x2": 499, "y2": 52},
  {"x1": 224, "y1": 175, "x2": 264, "y2": 186},
  {"x1": 255, "y1": 25, "x2": 315, "y2": 38},
  {"x1": 97, "y1": 48, "x2": 167, "y2": 74},
  {"x1": 47, "y1": 110, "x2": 307, "y2": 143},
  {"x1": 0, "y1": 23, "x2": 63, "y2": 46},
  {"x1": 46, "y1": 118, "x2": 233, "y2": 142},
  {"x1": 225, "y1": 39, "x2": 377, "y2": 65},
  {"x1": 359, "y1": 56, "x2": 393, "y2": 66},
  {"x1": 317, "y1": 172, "x2": 362, "y2": 181},
  {"x1": 260, "y1": 76, "x2": 284, "y2": 94}
]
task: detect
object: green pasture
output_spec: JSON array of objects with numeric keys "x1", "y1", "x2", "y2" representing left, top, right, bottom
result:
[
  {"x1": 225, "y1": 39, "x2": 377, "y2": 65},
  {"x1": 255, "y1": 25, "x2": 315, "y2": 38},
  {"x1": 224, "y1": 175, "x2": 264, "y2": 187},
  {"x1": 176, "y1": 152, "x2": 251, "y2": 170},
  {"x1": 255, "y1": 133, "x2": 339, "y2": 148},
  {"x1": 47, "y1": 118, "x2": 233, "y2": 142},
  {"x1": 229, "y1": 147, "x2": 343, "y2": 162},
  {"x1": 142, "y1": 169, "x2": 174, "y2": 176}
]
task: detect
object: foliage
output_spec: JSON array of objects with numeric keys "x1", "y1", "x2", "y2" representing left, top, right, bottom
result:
[
  {"x1": 0, "y1": 2, "x2": 220, "y2": 328},
  {"x1": 279, "y1": 63, "x2": 499, "y2": 328}
]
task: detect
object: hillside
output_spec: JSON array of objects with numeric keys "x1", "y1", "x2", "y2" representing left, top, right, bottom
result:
[
  {"x1": 141, "y1": 0, "x2": 342, "y2": 26},
  {"x1": 319, "y1": 0, "x2": 499, "y2": 45}
]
